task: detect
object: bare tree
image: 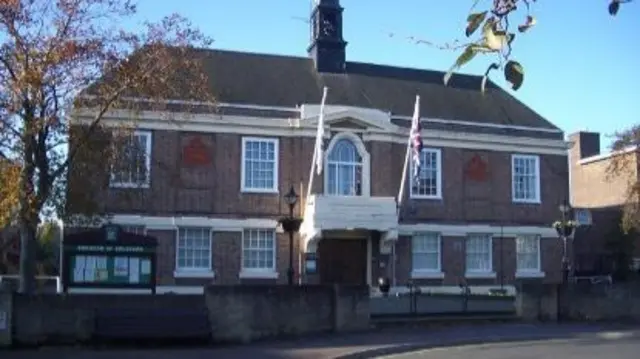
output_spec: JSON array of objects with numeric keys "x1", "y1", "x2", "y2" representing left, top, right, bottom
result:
[
  {"x1": 0, "y1": 0, "x2": 213, "y2": 293},
  {"x1": 607, "y1": 125, "x2": 640, "y2": 232}
]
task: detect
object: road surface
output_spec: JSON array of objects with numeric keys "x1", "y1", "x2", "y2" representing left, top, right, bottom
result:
[
  {"x1": 3, "y1": 323, "x2": 640, "y2": 359},
  {"x1": 382, "y1": 335, "x2": 640, "y2": 358}
]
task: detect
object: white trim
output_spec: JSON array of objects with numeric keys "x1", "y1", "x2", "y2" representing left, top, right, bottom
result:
[
  {"x1": 240, "y1": 228, "x2": 277, "y2": 274},
  {"x1": 398, "y1": 223, "x2": 556, "y2": 238},
  {"x1": 67, "y1": 216, "x2": 558, "y2": 239},
  {"x1": 324, "y1": 131, "x2": 371, "y2": 197},
  {"x1": 109, "y1": 130, "x2": 152, "y2": 188},
  {"x1": 515, "y1": 234, "x2": 542, "y2": 273},
  {"x1": 411, "y1": 271, "x2": 445, "y2": 279},
  {"x1": 175, "y1": 227, "x2": 214, "y2": 274},
  {"x1": 465, "y1": 233, "x2": 493, "y2": 274},
  {"x1": 411, "y1": 232, "x2": 442, "y2": 273},
  {"x1": 372, "y1": 285, "x2": 517, "y2": 297},
  {"x1": 239, "y1": 270, "x2": 279, "y2": 279},
  {"x1": 66, "y1": 215, "x2": 280, "y2": 232},
  {"x1": 66, "y1": 286, "x2": 206, "y2": 295},
  {"x1": 515, "y1": 271, "x2": 545, "y2": 279},
  {"x1": 392, "y1": 115, "x2": 563, "y2": 134},
  {"x1": 72, "y1": 108, "x2": 570, "y2": 156},
  {"x1": 511, "y1": 154, "x2": 541, "y2": 204},
  {"x1": 240, "y1": 136, "x2": 280, "y2": 193},
  {"x1": 410, "y1": 148, "x2": 443, "y2": 200},
  {"x1": 173, "y1": 270, "x2": 215, "y2": 279},
  {"x1": 80, "y1": 96, "x2": 561, "y2": 134},
  {"x1": 577, "y1": 145, "x2": 637, "y2": 165},
  {"x1": 464, "y1": 271, "x2": 497, "y2": 279}
]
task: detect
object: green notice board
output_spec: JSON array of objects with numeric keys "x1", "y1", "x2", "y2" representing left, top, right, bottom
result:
[
  {"x1": 62, "y1": 224, "x2": 158, "y2": 292},
  {"x1": 69, "y1": 248, "x2": 153, "y2": 286}
]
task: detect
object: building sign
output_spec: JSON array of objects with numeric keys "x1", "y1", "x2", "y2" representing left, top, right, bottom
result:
[
  {"x1": 62, "y1": 224, "x2": 158, "y2": 293},
  {"x1": 465, "y1": 154, "x2": 488, "y2": 182},
  {"x1": 182, "y1": 136, "x2": 211, "y2": 166}
]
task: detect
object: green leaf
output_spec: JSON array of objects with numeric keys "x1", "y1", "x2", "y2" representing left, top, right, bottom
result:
[
  {"x1": 443, "y1": 46, "x2": 478, "y2": 86},
  {"x1": 504, "y1": 61, "x2": 524, "y2": 91},
  {"x1": 466, "y1": 11, "x2": 488, "y2": 37},
  {"x1": 609, "y1": 0, "x2": 620, "y2": 16}
]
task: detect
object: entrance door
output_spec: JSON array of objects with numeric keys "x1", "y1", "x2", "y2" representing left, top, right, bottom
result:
[{"x1": 318, "y1": 238, "x2": 367, "y2": 285}]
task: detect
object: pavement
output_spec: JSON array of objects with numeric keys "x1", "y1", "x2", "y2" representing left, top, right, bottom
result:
[{"x1": 3, "y1": 323, "x2": 640, "y2": 359}]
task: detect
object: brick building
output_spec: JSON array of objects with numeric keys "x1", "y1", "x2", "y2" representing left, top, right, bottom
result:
[
  {"x1": 569, "y1": 131, "x2": 640, "y2": 274},
  {"x1": 67, "y1": 0, "x2": 570, "y2": 294}
]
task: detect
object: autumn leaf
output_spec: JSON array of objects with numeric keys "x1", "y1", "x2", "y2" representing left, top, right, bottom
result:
[
  {"x1": 518, "y1": 15, "x2": 537, "y2": 32},
  {"x1": 481, "y1": 63, "x2": 500, "y2": 94},
  {"x1": 443, "y1": 45, "x2": 477, "y2": 86},
  {"x1": 609, "y1": 0, "x2": 621, "y2": 15},
  {"x1": 466, "y1": 11, "x2": 488, "y2": 37},
  {"x1": 504, "y1": 60, "x2": 524, "y2": 91}
]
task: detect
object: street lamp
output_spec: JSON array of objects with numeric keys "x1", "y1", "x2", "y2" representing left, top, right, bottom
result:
[
  {"x1": 279, "y1": 186, "x2": 302, "y2": 285},
  {"x1": 553, "y1": 199, "x2": 576, "y2": 284}
]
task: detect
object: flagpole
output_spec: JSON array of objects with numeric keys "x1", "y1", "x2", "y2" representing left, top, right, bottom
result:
[
  {"x1": 396, "y1": 137, "x2": 412, "y2": 211},
  {"x1": 393, "y1": 95, "x2": 420, "y2": 288},
  {"x1": 305, "y1": 87, "x2": 329, "y2": 202}
]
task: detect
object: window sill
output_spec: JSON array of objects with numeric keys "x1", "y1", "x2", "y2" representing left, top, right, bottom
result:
[
  {"x1": 239, "y1": 270, "x2": 279, "y2": 279},
  {"x1": 512, "y1": 199, "x2": 541, "y2": 205},
  {"x1": 241, "y1": 188, "x2": 279, "y2": 195},
  {"x1": 174, "y1": 270, "x2": 215, "y2": 279},
  {"x1": 465, "y1": 271, "x2": 496, "y2": 279},
  {"x1": 411, "y1": 271, "x2": 445, "y2": 279},
  {"x1": 409, "y1": 195, "x2": 443, "y2": 200},
  {"x1": 516, "y1": 271, "x2": 545, "y2": 279},
  {"x1": 110, "y1": 182, "x2": 150, "y2": 189}
]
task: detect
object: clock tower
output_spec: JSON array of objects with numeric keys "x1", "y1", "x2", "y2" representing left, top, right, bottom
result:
[{"x1": 307, "y1": 0, "x2": 348, "y2": 73}]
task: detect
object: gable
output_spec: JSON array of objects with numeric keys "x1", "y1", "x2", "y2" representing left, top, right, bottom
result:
[{"x1": 328, "y1": 117, "x2": 368, "y2": 130}]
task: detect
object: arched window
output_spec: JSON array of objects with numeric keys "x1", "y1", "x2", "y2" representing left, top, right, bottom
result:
[{"x1": 326, "y1": 139, "x2": 362, "y2": 196}]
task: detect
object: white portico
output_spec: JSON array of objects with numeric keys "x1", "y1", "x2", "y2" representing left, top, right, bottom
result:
[{"x1": 298, "y1": 106, "x2": 401, "y2": 256}]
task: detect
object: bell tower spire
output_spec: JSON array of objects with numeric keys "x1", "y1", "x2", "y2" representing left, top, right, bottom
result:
[{"x1": 307, "y1": 0, "x2": 347, "y2": 73}]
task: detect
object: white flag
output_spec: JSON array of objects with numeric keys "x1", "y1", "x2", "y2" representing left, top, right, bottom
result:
[{"x1": 315, "y1": 86, "x2": 328, "y2": 175}]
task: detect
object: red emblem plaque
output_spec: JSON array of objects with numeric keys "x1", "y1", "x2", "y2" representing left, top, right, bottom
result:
[
  {"x1": 465, "y1": 154, "x2": 488, "y2": 182},
  {"x1": 182, "y1": 136, "x2": 210, "y2": 166}
]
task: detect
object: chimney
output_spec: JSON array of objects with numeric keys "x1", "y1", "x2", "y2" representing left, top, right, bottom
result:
[{"x1": 569, "y1": 131, "x2": 601, "y2": 160}]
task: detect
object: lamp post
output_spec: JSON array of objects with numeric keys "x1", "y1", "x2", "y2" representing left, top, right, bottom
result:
[
  {"x1": 280, "y1": 186, "x2": 302, "y2": 286},
  {"x1": 555, "y1": 200, "x2": 575, "y2": 284}
]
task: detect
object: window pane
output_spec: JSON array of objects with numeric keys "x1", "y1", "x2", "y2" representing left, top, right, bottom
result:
[
  {"x1": 242, "y1": 229, "x2": 276, "y2": 271},
  {"x1": 411, "y1": 149, "x2": 440, "y2": 197},
  {"x1": 111, "y1": 132, "x2": 151, "y2": 186},
  {"x1": 243, "y1": 139, "x2": 277, "y2": 191},
  {"x1": 465, "y1": 234, "x2": 492, "y2": 272},
  {"x1": 327, "y1": 139, "x2": 362, "y2": 196},
  {"x1": 512, "y1": 155, "x2": 539, "y2": 201},
  {"x1": 516, "y1": 235, "x2": 540, "y2": 271},
  {"x1": 412, "y1": 233, "x2": 440, "y2": 271},
  {"x1": 176, "y1": 228, "x2": 211, "y2": 271}
]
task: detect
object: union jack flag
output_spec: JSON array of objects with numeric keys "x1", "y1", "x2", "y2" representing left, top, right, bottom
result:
[{"x1": 410, "y1": 95, "x2": 423, "y2": 181}]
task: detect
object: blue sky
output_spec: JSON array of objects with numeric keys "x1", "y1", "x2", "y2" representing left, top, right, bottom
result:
[{"x1": 130, "y1": 0, "x2": 639, "y2": 152}]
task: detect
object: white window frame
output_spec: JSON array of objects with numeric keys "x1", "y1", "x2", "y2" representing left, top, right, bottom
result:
[
  {"x1": 410, "y1": 148, "x2": 442, "y2": 200},
  {"x1": 240, "y1": 137, "x2": 279, "y2": 193},
  {"x1": 465, "y1": 233, "x2": 495, "y2": 278},
  {"x1": 323, "y1": 131, "x2": 371, "y2": 197},
  {"x1": 515, "y1": 234, "x2": 544, "y2": 278},
  {"x1": 174, "y1": 227, "x2": 214, "y2": 278},
  {"x1": 109, "y1": 130, "x2": 152, "y2": 188},
  {"x1": 239, "y1": 228, "x2": 278, "y2": 279},
  {"x1": 411, "y1": 232, "x2": 444, "y2": 279},
  {"x1": 511, "y1": 154, "x2": 541, "y2": 204}
]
